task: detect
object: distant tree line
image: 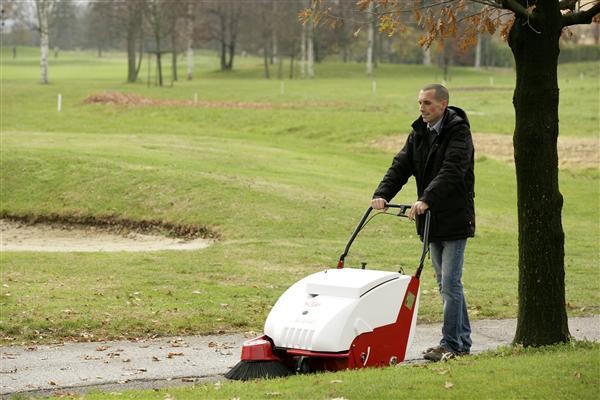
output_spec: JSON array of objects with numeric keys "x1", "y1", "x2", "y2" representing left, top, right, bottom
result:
[{"x1": 1, "y1": 0, "x2": 597, "y2": 84}]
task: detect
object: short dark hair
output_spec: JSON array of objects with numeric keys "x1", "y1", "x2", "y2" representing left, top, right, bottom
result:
[{"x1": 422, "y1": 84, "x2": 449, "y2": 102}]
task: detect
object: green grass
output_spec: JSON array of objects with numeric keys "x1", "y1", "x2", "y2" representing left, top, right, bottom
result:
[
  {"x1": 0, "y1": 48, "x2": 598, "y2": 346},
  {"x1": 67, "y1": 342, "x2": 600, "y2": 399}
]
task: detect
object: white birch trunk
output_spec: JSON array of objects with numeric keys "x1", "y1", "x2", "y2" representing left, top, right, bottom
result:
[
  {"x1": 186, "y1": 2, "x2": 194, "y2": 80},
  {"x1": 422, "y1": 47, "x2": 431, "y2": 66},
  {"x1": 366, "y1": 2, "x2": 374, "y2": 76},
  {"x1": 474, "y1": 33, "x2": 482, "y2": 69},
  {"x1": 37, "y1": 0, "x2": 50, "y2": 84}
]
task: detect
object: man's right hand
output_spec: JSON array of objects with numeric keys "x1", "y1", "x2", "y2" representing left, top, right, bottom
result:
[{"x1": 371, "y1": 198, "x2": 388, "y2": 211}]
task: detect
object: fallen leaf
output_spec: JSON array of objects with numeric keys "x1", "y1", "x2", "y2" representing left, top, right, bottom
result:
[
  {"x1": 444, "y1": 381, "x2": 454, "y2": 389},
  {"x1": 574, "y1": 371, "x2": 582, "y2": 379},
  {"x1": 96, "y1": 345, "x2": 109, "y2": 352},
  {"x1": 181, "y1": 377, "x2": 196, "y2": 382},
  {"x1": 137, "y1": 368, "x2": 147, "y2": 372},
  {"x1": 167, "y1": 352, "x2": 184, "y2": 358},
  {"x1": 265, "y1": 392, "x2": 281, "y2": 397},
  {"x1": 49, "y1": 381, "x2": 57, "y2": 386},
  {"x1": 152, "y1": 356, "x2": 160, "y2": 362},
  {"x1": 122, "y1": 358, "x2": 131, "y2": 363}
]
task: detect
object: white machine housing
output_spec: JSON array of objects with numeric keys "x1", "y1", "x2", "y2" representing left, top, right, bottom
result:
[{"x1": 264, "y1": 268, "x2": 420, "y2": 353}]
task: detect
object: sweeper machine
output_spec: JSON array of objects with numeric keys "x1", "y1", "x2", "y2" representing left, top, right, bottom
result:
[{"x1": 225, "y1": 204, "x2": 430, "y2": 380}]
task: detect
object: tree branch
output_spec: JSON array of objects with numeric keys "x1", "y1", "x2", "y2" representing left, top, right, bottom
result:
[
  {"x1": 561, "y1": 1, "x2": 600, "y2": 27},
  {"x1": 499, "y1": 0, "x2": 531, "y2": 18}
]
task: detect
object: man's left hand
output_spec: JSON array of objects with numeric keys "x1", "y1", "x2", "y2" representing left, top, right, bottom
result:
[{"x1": 408, "y1": 200, "x2": 429, "y2": 220}]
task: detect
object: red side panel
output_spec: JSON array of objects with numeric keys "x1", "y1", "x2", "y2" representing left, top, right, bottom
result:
[{"x1": 347, "y1": 276, "x2": 420, "y2": 368}]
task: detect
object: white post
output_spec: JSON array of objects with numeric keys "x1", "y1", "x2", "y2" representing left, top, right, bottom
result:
[{"x1": 57, "y1": 93, "x2": 62, "y2": 112}]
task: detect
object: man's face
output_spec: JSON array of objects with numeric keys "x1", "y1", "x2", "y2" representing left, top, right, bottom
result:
[{"x1": 418, "y1": 89, "x2": 448, "y2": 125}]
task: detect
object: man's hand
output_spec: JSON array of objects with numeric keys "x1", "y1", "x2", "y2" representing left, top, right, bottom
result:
[
  {"x1": 371, "y1": 198, "x2": 388, "y2": 211},
  {"x1": 408, "y1": 200, "x2": 429, "y2": 220}
]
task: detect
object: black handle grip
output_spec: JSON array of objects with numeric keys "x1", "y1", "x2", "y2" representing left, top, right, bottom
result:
[{"x1": 337, "y1": 204, "x2": 430, "y2": 279}]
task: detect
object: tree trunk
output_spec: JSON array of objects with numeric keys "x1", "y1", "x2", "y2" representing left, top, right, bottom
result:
[
  {"x1": 509, "y1": 3, "x2": 570, "y2": 347},
  {"x1": 306, "y1": 17, "x2": 314, "y2": 79},
  {"x1": 300, "y1": 21, "x2": 306, "y2": 79},
  {"x1": 156, "y1": 51, "x2": 163, "y2": 86},
  {"x1": 219, "y1": 14, "x2": 226, "y2": 70},
  {"x1": 289, "y1": 45, "x2": 295, "y2": 79},
  {"x1": 38, "y1": 1, "x2": 50, "y2": 84},
  {"x1": 474, "y1": 33, "x2": 482, "y2": 69},
  {"x1": 226, "y1": 43, "x2": 235, "y2": 70},
  {"x1": 186, "y1": 2, "x2": 194, "y2": 80},
  {"x1": 135, "y1": 30, "x2": 144, "y2": 79},
  {"x1": 366, "y1": 2, "x2": 374, "y2": 76},
  {"x1": 263, "y1": 47, "x2": 270, "y2": 79},
  {"x1": 127, "y1": 26, "x2": 137, "y2": 82},
  {"x1": 172, "y1": 51, "x2": 178, "y2": 82},
  {"x1": 171, "y1": 36, "x2": 178, "y2": 82},
  {"x1": 422, "y1": 46, "x2": 431, "y2": 65}
]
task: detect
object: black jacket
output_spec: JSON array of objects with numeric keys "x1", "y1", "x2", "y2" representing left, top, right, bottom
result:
[{"x1": 373, "y1": 106, "x2": 475, "y2": 241}]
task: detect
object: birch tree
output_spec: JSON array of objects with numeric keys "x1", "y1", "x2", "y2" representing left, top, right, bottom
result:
[
  {"x1": 186, "y1": 1, "x2": 195, "y2": 80},
  {"x1": 366, "y1": 1, "x2": 374, "y2": 75},
  {"x1": 34, "y1": 0, "x2": 54, "y2": 84}
]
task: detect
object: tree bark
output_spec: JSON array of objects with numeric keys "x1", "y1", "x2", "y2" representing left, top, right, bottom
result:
[
  {"x1": 366, "y1": 2, "x2": 374, "y2": 76},
  {"x1": 171, "y1": 36, "x2": 178, "y2": 82},
  {"x1": 186, "y1": 2, "x2": 194, "y2": 80},
  {"x1": 306, "y1": 15, "x2": 314, "y2": 79},
  {"x1": 37, "y1": 0, "x2": 50, "y2": 84},
  {"x1": 126, "y1": 10, "x2": 140, "y2": 83},
  {"x1": 474, "y1": 33, "x2": 482, "y2": 69},
  {"x1": 300, "y1": 19, "x2": 306, "y2": 78},
  {"x1": 509, "y1": 2, "x2": 570, "y2": 347}
]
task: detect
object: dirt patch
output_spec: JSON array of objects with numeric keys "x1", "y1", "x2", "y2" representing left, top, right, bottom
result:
[
  {"x1": 372, "y1": 133, "x2": 599, "y2": 169},
  {"x1": 82, "y1": 92, "x2": 346, "y2": 110},
  {"x1": 83, "y1": 92, "x2": 275, "y2": 110},
  {"x1": 0, "y1": 214, "x2": 217, "y2": 253}
]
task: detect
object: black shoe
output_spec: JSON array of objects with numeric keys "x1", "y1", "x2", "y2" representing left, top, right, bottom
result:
[{"x1": 423, "y1": 346, "x2": 456, "y2": 362}]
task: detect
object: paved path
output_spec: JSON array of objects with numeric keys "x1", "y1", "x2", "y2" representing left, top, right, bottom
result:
[{"x1": 1, "y1": 316, "x2": 598, "y2": 397}]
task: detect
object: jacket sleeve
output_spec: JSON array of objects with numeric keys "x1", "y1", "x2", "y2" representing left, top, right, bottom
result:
[
  {"x1": 419, "y1": 125, "x2": 473, "y2": 209},
  {"x1": 373, "y1": 133, "x2": 414, "y2": 201}
]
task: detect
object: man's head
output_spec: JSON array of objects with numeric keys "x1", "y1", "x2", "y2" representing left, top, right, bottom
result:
[{"x1": 418, "y1": 84, "x2": 449, "y2": 125}]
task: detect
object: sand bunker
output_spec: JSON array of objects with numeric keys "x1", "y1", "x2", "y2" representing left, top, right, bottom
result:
[
  {"x1": 0, "y1": 220, "x2": 213, "y2": 252},
  {"x1": 373, "y1": 133, "x2": 599, "y2": 169}
]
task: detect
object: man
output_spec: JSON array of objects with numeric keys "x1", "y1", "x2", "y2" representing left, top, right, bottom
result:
[{"x1": 371, "y1": 84, "x2": 475, "y2": 361}]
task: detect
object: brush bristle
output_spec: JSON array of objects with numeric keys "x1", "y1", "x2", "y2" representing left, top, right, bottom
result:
[{"x1": 225, "y1": 360, "x2": 292, "y2": 381}]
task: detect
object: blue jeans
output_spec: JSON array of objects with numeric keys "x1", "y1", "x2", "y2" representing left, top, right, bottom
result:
[{"x1": 430, "y1": 239, "x2": 472, "y2": 354}]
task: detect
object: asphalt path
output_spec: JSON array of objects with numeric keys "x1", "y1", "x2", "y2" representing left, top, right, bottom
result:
[{"x1": 1, "y1": 316, "x2": 598, "y2": 398}]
